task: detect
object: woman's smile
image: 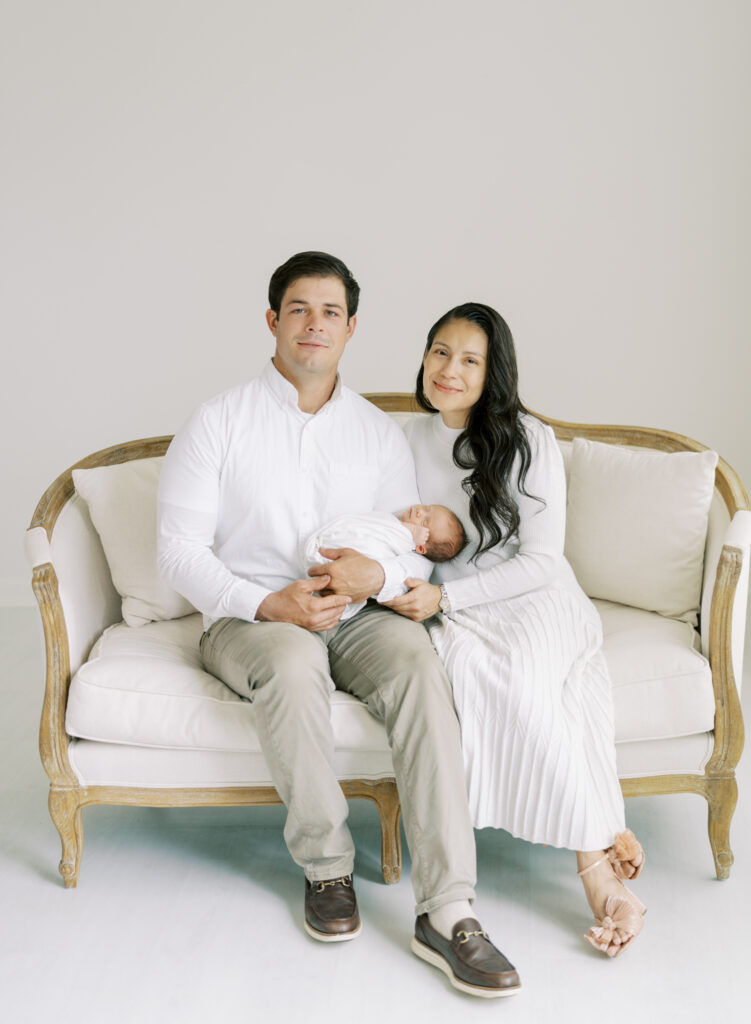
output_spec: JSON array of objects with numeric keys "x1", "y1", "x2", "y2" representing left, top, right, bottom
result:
[{"x1": 432, "y1": 380, "x2": 462, "y2": 394}]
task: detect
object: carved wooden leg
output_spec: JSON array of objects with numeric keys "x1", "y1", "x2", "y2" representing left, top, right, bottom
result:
[
  {"x1": 48, "y1": 787, "x2": 84, "y2": 888},
  {"x1": 706, "y1": 776, "x2": 738, "y2": 880},
  {"x1": 374, "y1": 779, "x2": 402, "y2": 884}
]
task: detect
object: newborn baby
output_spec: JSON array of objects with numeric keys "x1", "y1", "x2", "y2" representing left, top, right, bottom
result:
[{"x1": 304, "y1": 504, "x2": 466, "y2": 620}]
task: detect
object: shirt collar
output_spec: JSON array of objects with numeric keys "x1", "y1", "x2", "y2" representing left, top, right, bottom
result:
[{"x1": 261, "y1": 358, "x2": 344, "y2": 414}]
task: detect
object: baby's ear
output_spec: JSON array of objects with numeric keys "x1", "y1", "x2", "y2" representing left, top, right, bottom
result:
[{"x1": 416, "y1": 543, "x2": 427, "y2": 554}]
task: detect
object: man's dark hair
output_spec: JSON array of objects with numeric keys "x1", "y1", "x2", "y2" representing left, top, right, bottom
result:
[{"x1": 268, "y1": 251, "x2": 360, "y2": 319}]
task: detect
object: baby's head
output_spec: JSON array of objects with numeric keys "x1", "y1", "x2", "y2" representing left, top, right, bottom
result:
[{"x1": 400, "y1": 504, "x2": 467, "y2": 562}]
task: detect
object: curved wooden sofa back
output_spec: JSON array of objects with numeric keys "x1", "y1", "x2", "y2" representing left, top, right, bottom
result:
[
  {"x1": 29, "y1": 396, "x2": 750, "y2": 538},
  {"x1": 28, "y1": 395, "x2": 748, "y2": 794}
]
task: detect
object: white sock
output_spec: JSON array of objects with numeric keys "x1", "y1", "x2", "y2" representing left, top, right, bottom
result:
[{"x1": 428, "y1": 900, "x2": 475, "y2": 940}]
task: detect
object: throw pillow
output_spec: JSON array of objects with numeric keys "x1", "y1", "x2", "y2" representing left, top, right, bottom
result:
[
  {"x1": 564, "y1": 438, "x2": 717, "y2": 624},
  {"x1": 73, "y1": 458, "x2": 196, "y2": 627}
]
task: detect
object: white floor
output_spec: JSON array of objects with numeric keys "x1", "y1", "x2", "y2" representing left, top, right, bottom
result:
[{"x1": 2, "y1": 606, "x2": 750, "y2": 1024}]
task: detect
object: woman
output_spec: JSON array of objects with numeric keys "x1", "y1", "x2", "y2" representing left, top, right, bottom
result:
[{"x1": 386, "y1": 302, "x2": 646, "y2": 958}]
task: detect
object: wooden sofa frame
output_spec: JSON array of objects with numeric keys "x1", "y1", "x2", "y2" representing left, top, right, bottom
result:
[{"x1": 29, "y1": 395, "x2": 748, "y2": 888}]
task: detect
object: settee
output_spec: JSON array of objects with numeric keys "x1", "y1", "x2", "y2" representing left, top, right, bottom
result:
[{"x1": 26, "y1": 395, "x2": 750, "y2": 888}]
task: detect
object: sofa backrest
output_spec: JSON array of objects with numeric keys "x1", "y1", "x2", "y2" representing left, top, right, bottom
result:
[{"x1": 27, "y1": 402, "x2": 746, "y2": 676}]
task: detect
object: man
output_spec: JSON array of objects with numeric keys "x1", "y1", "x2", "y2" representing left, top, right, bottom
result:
[{"x1": 156, "y1": 251, "x2": 520, "y2": 998}]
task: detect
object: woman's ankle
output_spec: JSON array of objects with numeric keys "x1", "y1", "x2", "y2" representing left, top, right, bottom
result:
[{"x1": 576, "y1": 849, "x2": 606, "y2": 874}]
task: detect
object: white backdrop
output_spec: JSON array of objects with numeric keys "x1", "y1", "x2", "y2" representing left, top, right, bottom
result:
[{"x1": 2, "y1": 0, "x2": 749, "y2": 605}]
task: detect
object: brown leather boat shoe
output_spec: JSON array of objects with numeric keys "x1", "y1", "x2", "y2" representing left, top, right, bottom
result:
[
  {"x1": 411, "y1": 915, "x2": 521, "y2": 998},
  {"x1": 304, "y1": 875, "x2": 361, "y2": 942}
]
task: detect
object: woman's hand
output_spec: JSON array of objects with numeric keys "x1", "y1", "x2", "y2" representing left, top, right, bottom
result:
[{"x1": 384, "y1": 578, "x2": 442, "y2": 622}]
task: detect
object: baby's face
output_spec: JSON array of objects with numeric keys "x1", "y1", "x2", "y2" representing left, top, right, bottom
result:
[
  {"x1": 401, "y1": 504, "x2": 452, "y2": 554},
  {"x1": 402, "y1": 504, "x2": 434, "y2": 526}
]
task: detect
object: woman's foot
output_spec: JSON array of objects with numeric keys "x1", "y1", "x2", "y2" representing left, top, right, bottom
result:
[
  {"x1": 577, "y1": 832, "x2": 646, "y2": 958},
  {"x1": 578, "y1": 852, "x2": 628, "y2": 916}
]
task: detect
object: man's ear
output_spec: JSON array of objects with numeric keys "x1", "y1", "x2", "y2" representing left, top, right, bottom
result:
[
  {"x1": 266, "y1": 309, "x2": 278, "y2": 336},
  {"x1": 345, "y1": 314, "x2": 357, "y2": 341},
  {"x1": 416, "y1": 542, "x2": 427, "y2": 554}
]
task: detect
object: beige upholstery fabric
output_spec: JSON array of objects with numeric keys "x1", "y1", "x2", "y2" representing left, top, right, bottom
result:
[
  {"x1": 564, "y1": 439, "x2": 717, "y2": 625},
  {"x1": 596, "y1": 600, "x2": 714, "y2": 741},
  {"x1": 73, "y1": 459, "x2": 196, "y2": 627},
  {"x1": 66, "y1": 604, "x2": 715, "y2": 755},
  {"x1": 65, "y1": 731, "x2": 715, "y2": 788},
  {"x1": 66, "y1": 615, "x2": 391, "y2": 754}
]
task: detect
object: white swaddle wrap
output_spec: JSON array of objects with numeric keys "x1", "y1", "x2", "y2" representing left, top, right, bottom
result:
[{"x1": 303, "y1": 511, "x2": 416, "y2": 620}]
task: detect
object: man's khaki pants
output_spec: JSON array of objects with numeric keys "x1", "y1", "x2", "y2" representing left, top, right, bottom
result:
[{"x1": 200, "y1": 603, "x2": 477, "y2": 916}]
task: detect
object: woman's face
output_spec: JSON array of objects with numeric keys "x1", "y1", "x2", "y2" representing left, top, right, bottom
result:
[{"x1": 422, "y1": 319, "x2": 488, "y2": 428}]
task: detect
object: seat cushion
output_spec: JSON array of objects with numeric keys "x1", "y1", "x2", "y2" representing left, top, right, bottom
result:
[
  {"x1": 593, "y1": 599, "x2": 714, "y2": 742},
  {"x1": 66, "y1": 732, "x2": 715, "y2": 788},
  {"x1": 66, "y1": 604, "x2": 716, "y2": 755},
  {"x1": 66, "y1": 615, "x2": 390, "y2": 755}
]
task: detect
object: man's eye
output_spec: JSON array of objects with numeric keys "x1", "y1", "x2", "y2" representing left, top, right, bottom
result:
[{"x1": 325, "y1": 310, "x2": 339, "y2": 317}]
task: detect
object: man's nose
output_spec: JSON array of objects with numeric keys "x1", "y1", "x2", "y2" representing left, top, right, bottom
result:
[{"x1": 306, "y1": 312, "x2": 325, "y2": 332}]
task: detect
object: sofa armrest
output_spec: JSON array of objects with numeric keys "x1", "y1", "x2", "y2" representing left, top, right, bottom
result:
[
  {"x1": 26, "y1": 443, "x2": 166, "y2": 790},
  {"x1": 26, "y1": 519, "x2": 79, "y2": 786},
  {"x1": 26, "y1": 504, "x2": 120, "y2": 789},
  {"x1": 703, "y1": 510, "x2": 751, "y2": 694},
  {"x1": 29, "y1": 558, "x2": 78, "y2": 787},
  {"x1": 27, "y1": 496, "x2": 122, "y2": 675},
  {"x1": 704, "y1": 511, "x2": 750, "y2": 779}
]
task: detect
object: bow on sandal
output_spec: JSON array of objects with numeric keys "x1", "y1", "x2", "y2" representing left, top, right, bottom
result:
[
  {"x1": 578, "y1": 830, "x2": 647, "y2": 958},
  {"x1": 607, "y1": 828, "x2": 645, "y2": 881}
]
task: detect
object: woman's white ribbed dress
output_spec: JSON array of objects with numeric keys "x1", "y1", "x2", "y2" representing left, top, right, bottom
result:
[{"x1": 404, "y1": 413, "x2": 626, "y2": 851}]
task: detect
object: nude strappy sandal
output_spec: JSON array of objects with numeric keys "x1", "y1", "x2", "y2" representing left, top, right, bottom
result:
[{"x1": 578, "y1": 829, "x2": 647, "y2": 958}]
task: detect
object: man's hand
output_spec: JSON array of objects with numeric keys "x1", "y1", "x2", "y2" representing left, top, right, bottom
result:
[
  {"x1": 256, "y1": 576, "x2": 351, "y2": 630},
  {"x1": 384, "y1": 578, "x2": 442, "y2": 622},
  {"x1": 308, "y1": 548, "x2": 386, "y2": 604}
]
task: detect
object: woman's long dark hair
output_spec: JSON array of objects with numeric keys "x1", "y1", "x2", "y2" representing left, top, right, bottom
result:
[{"x1": 415, "y1": 302, "x2": 541, "y2": 562}]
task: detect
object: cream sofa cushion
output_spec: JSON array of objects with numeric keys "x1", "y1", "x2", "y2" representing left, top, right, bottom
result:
[
  {"x1": 66, "y1": 739, "x2": 395, "y2": 788},
  {"x1": 65, "y1": 732, "x2": 716, "y2": 788},
  {"x1": 65, "y1": 606, "x2": 715, "y2": 753},
  {"x1": 594, "y1": 600, "x2": 714, "y2": 742},
  {"x1": 66, "y1": 615, "x2": 390, "y2": 755},
  {"x1": 564, "y1": 439, "x2": 717, "y2": 625},
  {"x1": 73, "y1": 459, "x2": 196, "y2": 627}
]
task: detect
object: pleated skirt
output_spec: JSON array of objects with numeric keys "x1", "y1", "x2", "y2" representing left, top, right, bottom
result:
[{"x1": 428, "y1": 584, "x2": 626, "y2": 851}]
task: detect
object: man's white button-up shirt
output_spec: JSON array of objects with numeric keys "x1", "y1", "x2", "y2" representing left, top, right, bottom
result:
[{"x1": 157, "y1": 360, "x2": 430, "y2": 627}]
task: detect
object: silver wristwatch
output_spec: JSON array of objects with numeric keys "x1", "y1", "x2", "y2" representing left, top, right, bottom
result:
[{"x1": 439, "y1": 584, "x2": 451, "y2": 614}]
